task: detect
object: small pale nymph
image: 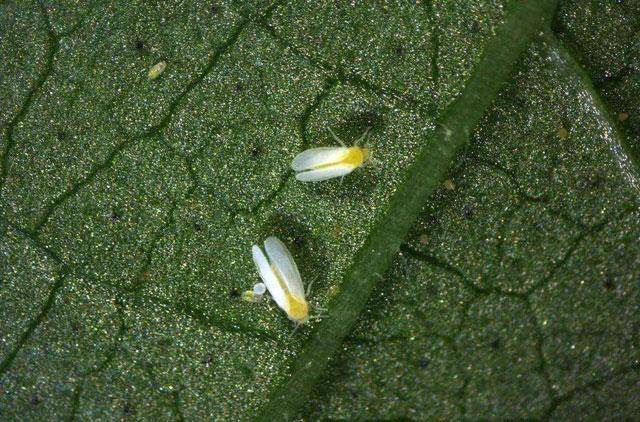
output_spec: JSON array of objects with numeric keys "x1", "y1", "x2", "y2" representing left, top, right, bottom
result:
[
  {"x1": 291, "y1": 127, "x2": 371, "y2": 182},
  {"x1": 242, "y1": 282, "x2": 267, "y2": 303},
  {"x1": 251, "y1": 236, "x2": 309, "y2": 325},
  {"x1": 148, "y1": 61, "x2": 167, "y2": 80}
]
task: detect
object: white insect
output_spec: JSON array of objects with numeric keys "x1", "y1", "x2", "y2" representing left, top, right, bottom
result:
[
  {"x1": 252, "y1": 236, "x2": 310, "y2": 325},
  {"x1": 148, "y1": 61, "x2": 166, "y2": 80},
  {"x1": 291, "y1": 127, "x2": 371, "y2": 182},
  {"x1": 242, "y1": 282, "x2": 267, "y2": 303}
]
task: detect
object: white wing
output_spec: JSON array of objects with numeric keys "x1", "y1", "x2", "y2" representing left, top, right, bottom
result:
[
  {"x1": 295, "y1": 164, "x2": 355, "y2": 182},
  {"x1": 251, "y1": 245, "x2": 288, "y2": 312},
  {"x1": 264, "y1": 236, "x2": 304, "y2": 299},
  {"x1": 291, "y1": 147, "x2": 348, "y2": 171}
]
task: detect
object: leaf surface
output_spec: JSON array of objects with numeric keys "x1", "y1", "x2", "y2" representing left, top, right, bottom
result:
[{"x1": 0, "y1": 1, "x2": 638, "y2": 420}]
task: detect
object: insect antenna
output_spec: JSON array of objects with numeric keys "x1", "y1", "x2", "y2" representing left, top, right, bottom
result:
[{"x1": 327, "y1": 127, "x2": 346, "y2": 147}]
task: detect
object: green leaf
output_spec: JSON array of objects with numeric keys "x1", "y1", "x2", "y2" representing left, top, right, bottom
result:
[
  {"x1": 257, "y1": 1, "x2": 560, "y2": 419},
  {"x1": 1, "y1": 1, "x2": 638, "y2": 421},
  {"x1": 300, "y1": 4, "x2": 640, "y2": 421}
]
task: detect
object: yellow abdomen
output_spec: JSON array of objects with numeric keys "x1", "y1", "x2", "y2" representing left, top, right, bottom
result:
[
  {"x1": 286, "y1": 294, "x2": 309, "y2": 323},
  {"x1": 342, "y1": 146, "x2": 369, "y2": 167}
]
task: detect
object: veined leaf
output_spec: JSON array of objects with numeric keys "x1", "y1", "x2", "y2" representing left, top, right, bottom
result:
[{"x1": 1, "y1": 1, "x2": 637, "y2": 420}]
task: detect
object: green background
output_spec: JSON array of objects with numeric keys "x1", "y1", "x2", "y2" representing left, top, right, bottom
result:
[{"x1": 1, "y1": 0, "x2": 638, "y2": 420}]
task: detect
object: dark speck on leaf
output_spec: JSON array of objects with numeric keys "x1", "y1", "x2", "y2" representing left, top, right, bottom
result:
[
  {"x1": 425, "y1": 215, "x2": 439, "y2": 228},
  {"x1": 578, "y1": 172, "x2": 604, "y2": 191},
  {"x1": 210, "y1": 3, "x2": 220, "y2": 15},
  {"x1": 393, "y1": 45, "x2": 405, "y2": 57},
  {"x1": 293, "y1": 236, "x2": 305, "y2": 248},
  {"x1": 110, "y1": 210, "x2": 121, "y2": 222},
  {"x1": 134, "y1": 39, "x2": 144, "y2": 51},
  {"x1": 559, "y1": 355, "x2": 573, "y2": 370},
  {"x1": 229, "y1": 288, "x2": 241, "y2": 299},
  {"x1": 123, "y1": 402, "x2": 133, "y2": 415},
  {"x1": 417, "y1": 358, "x2": 430, "y2": 369},
  {"x1": 202, "y1": 355, "x2": 213, "y2": 366},
  {"x1": 463, "y1": 204, "x2": 474, "y2": 219},
  {"x1": 194, "y1": 222, "x2": 203, "y2": 232},
  {"x1": 589, "y1": 172, "x2": 604, "y2": 189},
  {"x1": 158, "y1": 337, "x2": 173, "y2": 348},
  {"x1": 603, "y1": 277, "x2": 615, "y2": 290},
  {"x1": 425, "y1": 282, "x2": 438, "y2": 296},
  {"x1": 251, "y1": 145, "x2": 263, "y2": 157},
  {"x1": 490, "y1": 338, "x2": 501, "y2": 350}
]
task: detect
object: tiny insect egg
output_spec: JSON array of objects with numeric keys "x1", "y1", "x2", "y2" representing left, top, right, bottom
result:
[
  {"x1": 253, "y1": 282, "x2": 267, "y2": 295},
  {"x1": 148, "y1": 61, "x2": 167, "y2": 80}
]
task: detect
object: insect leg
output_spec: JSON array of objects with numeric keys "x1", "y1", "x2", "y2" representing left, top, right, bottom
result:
[
  {"x1": 354, "y1": 126, "x2": 371, "y2": 146},
  {"x1": 289, "y1": 323, "x2": 302, "y2": 337}
]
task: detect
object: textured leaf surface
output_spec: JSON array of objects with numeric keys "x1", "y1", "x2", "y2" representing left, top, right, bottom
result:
[{"x1": 1, "y1": 1, "x2": 638, "y2": 420}]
